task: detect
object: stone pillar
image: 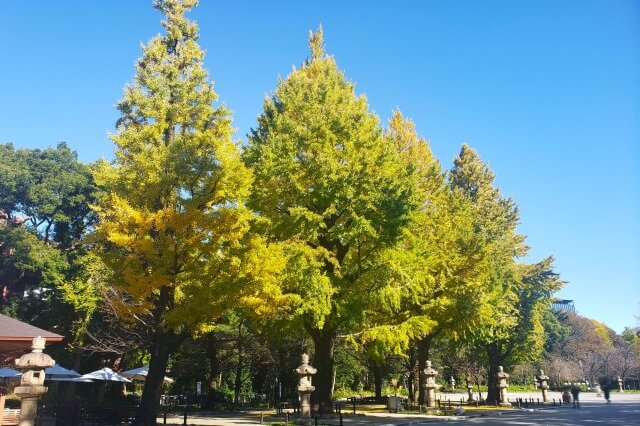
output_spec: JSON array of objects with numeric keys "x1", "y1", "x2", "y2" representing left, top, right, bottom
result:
[
  {"x1": 294, "y1": 354, "x2": 317, "y2": 421},
  {"x1": 449, "y1": 376, "x2": 456, "y2": 391},
  {"x1": 14, "y1": 336, "x2": 55, "y2": 426},
  {"x1": 422, "y1": 360, "x2": 438, "y2": 408},
  {"x1": 617, "y1": 376, "x2": 624, "y2": 392},
  {"x1": 466, "y1": 376, "x2": 475, "y2": 402},
  {"x1": 496, "y1": 366, "x2": 510, "y2": 407},
  {"x1": 536, "y1": 370, "x2": 549, "y2": 402}
]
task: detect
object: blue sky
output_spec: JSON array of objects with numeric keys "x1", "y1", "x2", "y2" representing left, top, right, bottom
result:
[{"x1": 1, "y1": 1, "x2": 638, "y2": 332}]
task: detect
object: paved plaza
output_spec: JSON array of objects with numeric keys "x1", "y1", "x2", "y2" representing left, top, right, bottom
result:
[{"x1": 158, "y1": 392, "x2": 640, "y2": 425}]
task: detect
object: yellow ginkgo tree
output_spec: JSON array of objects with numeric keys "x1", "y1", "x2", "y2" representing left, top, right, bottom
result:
[{"x1": 91, "y1": 1, "x2": 282, "y2": 424}]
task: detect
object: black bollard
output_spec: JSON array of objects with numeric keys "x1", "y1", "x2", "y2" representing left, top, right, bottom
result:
[
  {"x1": 553, "y1": 398, "x2": 555, "y2": 406},
  {"x1": 314, "y1": 415, "x2": 318, "y2": 426},
  {"x1": 339, "y1": 412, "x2": 343, "y2": 426},
  {"x1": 183, "y1": 402, "x2": 187, "y2": 426},
  {"x1": 163, "y1": 405, "x2": 167, "y2": 425},
  {"x1": 352, "y1": 397, "x2": 356, "y2": 414},
  {"x1": 537, "y1": 398, "x2": 540, "y2": 405}
]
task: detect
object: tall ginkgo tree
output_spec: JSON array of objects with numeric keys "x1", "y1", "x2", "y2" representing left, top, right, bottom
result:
[
  {"x1": 244, "y1": 28, "x2": 417, "y2": 411},
  {"x1": 92, "y1": 2, "x2": 281, "y2": 424}
]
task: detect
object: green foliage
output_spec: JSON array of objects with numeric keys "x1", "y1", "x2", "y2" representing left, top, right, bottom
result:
[
  {"x1": 244, "y1": 28, "x2": 416, "y2": 336},
  {"x1": 0, "y1": 142, "x2": 97, "y2": 351}
]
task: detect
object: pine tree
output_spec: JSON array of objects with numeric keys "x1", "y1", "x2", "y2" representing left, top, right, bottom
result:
[{"x1": 92, "y1": 2, "x2": 264, "y2": 424}]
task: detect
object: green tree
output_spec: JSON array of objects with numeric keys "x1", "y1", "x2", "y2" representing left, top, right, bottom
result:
[
  {"x1": 91, "y1": 2, "x2": 278, "y2": 424},
  {"x1": 244, "y1": 28, "x2": 416, "y2": 411},
  {"x1": 358, "y1": 119, "x2": 500, "y2": 403},
  {"x1": 448, "y1": 144, "x2": 564, "y2": 402},
  {"x1": 0, "y1": 142, "x2": 97, "y2": 354}
]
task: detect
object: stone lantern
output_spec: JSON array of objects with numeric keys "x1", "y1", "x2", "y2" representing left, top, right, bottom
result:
[
  {"x1": 536, "y1": 369, "x2": 549, "y2": 402},
  {"x1": 496, "y1": 366, "x2": 510, "y2": 406},
  {"x1": 422, "y1": 360, "x2": 438, "y2": 408},
  {"x1": 617, "y1": 376, "x2": 624, "y2": 392},
  {"x1": 14, "y1": 336, "x2": 55, "y2": 426},
  {"x1": 294, "y1": 353, "x2": 317, "y2": 419},
  {"x1": 449, "y1": 376, "x2": 456, "y2": 391},
  {"x1": 465, "y1": 376, "x2": 475, "y2": 402}
]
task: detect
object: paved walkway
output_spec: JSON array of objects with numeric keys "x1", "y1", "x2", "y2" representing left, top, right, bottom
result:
[{"x1": 157, "y1": 392, "x2": 640, "y2": 425}]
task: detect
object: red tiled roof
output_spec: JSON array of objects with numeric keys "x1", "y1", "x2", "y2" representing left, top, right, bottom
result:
[{"x1": 0, "y1": 314, "x2": 63, "y2": 353}]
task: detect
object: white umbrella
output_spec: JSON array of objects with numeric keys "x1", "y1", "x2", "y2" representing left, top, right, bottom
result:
[
  {"x1": 48, "y1": 377, "x2": 94, "y2": 383},
  {"x1": 80, "y1": 367, "x2": 131, "y2": 383},
  {"x1": 45, "y1": 364, "x2": 81, "y2": 381},
  {"x1": 0, "y1": 367, "x2": 21, "y2": 379},
  {"x1": 122, "y1": 365, "x2": 174, "y2": 383}
]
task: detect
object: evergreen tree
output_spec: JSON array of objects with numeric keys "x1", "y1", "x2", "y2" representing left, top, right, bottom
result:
[{"x1": 0, "y1": 142, "x2": 97, "y2": 360}]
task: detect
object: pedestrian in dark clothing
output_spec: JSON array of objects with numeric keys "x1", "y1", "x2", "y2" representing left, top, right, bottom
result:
[
  {"x1": 570, "y1": 383, "x2": 580, "y2": 409},
  {"x1": 602, "y1": 384, "x2": 611, "y2": 403}
]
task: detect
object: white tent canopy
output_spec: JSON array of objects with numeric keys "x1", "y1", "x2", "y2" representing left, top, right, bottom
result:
[
  {"x1": 81, "y1": 367, "x2": 131, "y2": 383},
  {"x1": 121, "y1": 365, "x2": 174, "y2": 383}
]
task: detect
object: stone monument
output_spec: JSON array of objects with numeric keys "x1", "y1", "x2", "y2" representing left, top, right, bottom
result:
[
  {"x1": 496, "y1": 366, "x2": 510, "y2": 406},
  {"x1": 449, "y1": 376, "x2": 456, "y2": 391},
  {"x1": 14, "y1": 336, "x2": 55, "y2": 426},
  {"x1": 536, "y1": 369, "x2": 549, "y2": 402},
  {"x1": 422, "y1": 360, "x2": 438, "y2": 408},
  {"x1": 465, "y1": 375, "x2": 475, "y2": 402},
  {"x1": 617, "y1": 376, "x2": 624, "y2": 392},
  {"x1": 294, "y1": 353, "x2": 317, "y2": 420}
]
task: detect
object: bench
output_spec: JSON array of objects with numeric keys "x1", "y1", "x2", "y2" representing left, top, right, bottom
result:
[{"x1": 1, "y1": 409, "x2": 21, "y2": 426}]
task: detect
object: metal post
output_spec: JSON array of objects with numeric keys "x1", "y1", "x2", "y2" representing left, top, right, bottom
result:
[
  {"x1": 163, "y1": 405, "x2": 167, "y2": 424},
  {"x1": 183, "y1": 402, "x2": 187, "y2": 425},
  {"x1": 339, "y1": 412, "x2": 343, "y2": 426},
  {"x1": 314, "y1": 415, "x2": 318, "y2": 426},
  {"x1": 352, "y1": 397, "x2": 356, "y2": 414}
]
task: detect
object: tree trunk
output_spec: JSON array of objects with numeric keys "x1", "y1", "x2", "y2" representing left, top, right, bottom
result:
[
  {"x1": 309, "y1": 326, "x2": 336, "y2": 414},
  {"x1": 485, "y1": 343, "x2": 501, "y2": 404},
  {"x1": 417, "y1": 335, "x2": 433, "y2": 405},
  {"x1": 234, "y1": 319, "x2": 245, "y2": 405},
  {"x1": 407, "y1": 346, "x2": 417, "y2": 403},
  {"x1": 133, "y1": 329, "x2": 176, "y2": 426},
  {"x1": 371, "y1": 363, "x2": 383, "y2": 399}
]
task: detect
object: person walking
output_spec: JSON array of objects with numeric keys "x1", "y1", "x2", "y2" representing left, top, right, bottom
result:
[
  {"x1": 602, "y1": 384, "x2": 611, "y2": 403},
  {"x1": 570, "y1": 383, "x2": 580, "y2": 409}
]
